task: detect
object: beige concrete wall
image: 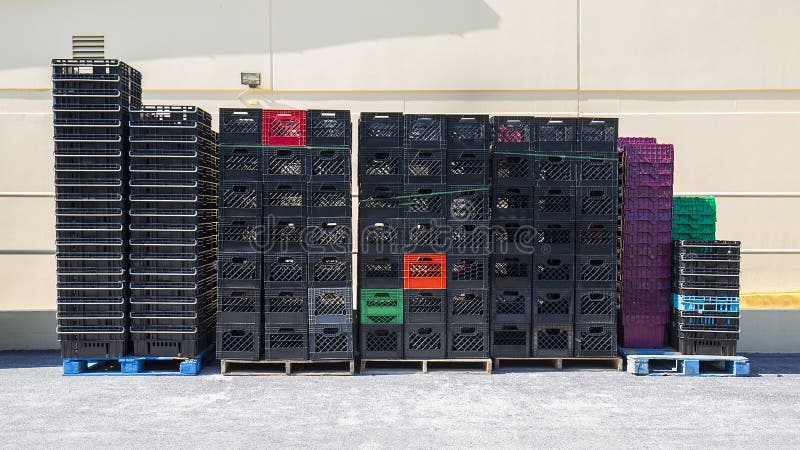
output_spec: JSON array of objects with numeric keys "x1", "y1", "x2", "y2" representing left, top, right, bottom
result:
[{"x1": 0, "y1": 0, "x2": 798, "y2": 318}]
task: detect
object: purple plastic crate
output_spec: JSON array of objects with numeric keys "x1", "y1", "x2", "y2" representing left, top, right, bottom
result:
[
  {"x1": 623, "y1": 241, "x2": 672, "y2": 258},
  {"x1": 624, "y1": 195, "x2": 672, "y2": 210},
  {"x1": 624, "y1": 186, "x2": 673, "y2": 199},
  {"x1": 620, "y1": 298, "x2": 670, "y2": 312},
  {"x1": 623, "y1": 219, "x2": 672, "y2": 234},
  {"x1": 622, "y1": 279, "x2": 672, "y2": 296},
  {"x1": 625, "y1": 161, "x2": 674, "y2": 177},
  {"x1": 623, "y1": 208, "x2": 672, "y2": 222},
  {"x1": 622, "y1": 323, "x2": 666, "y2": 348},
  {"x1": 622, "y1": 264, "x2": 671, "y2": 280},
  {"x1": 624, "y1": 144, "x2": 674, "y2": 164},
  {"x1": 618, "y1": 137, "x2": 657, "y2": 147},
  {"x1": 624, "y1": 172, "x2": 674, "y2": 188},
  {"x1": 620, "y1": 310, "x2": 670, "y2": 326}
]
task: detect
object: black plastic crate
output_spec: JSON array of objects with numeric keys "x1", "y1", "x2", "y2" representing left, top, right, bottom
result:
[
  {"x1": 359, "y1": 113, "x2": 403, "y2": 149},
  {"x1": 576, "y1": 221, "x2": 617, "y2": 255},
  {"x1": 447, "y1": 149, "x2": 489, "y2": 185},
  {"x1": 264, "y1": 288, "x2": 308, "y2": 324},
  {"x1": 449, "y1": 220, "x2": 490, "y2": 254},
  {"x1": 404, "y1": 114, "x2": 446, "y2": 149},
  {"x1": 219, "y1": 109, "x2": 262, "y2": 144},
  {"x1": 60, "y1": 339, "x2": 129, "y2": 358},
  {"x1": 574, "y1": 323, "x2": 617, "y2": 357},
  {"x1": 220, "y1": 146, "x2": 260, "y2": 182},
  {"x1": 533, "y1": 187, "x2": 576, "y2": 222},
  {"x1": 534, "y1": 222, "x2": 575, "y2": 254},
  {"x1": 492, "y1": 152, "x2": 534, "y2": 185},
  {"x1": 309, "y1": 288, "x2": 353, "y2": 325},
  {"x1": 491, "y1": 254, "x2": 533, "y2": 288},
  {"x1": 447, "y1": 288, "x2": 489, "y2": 324},
  {"x1": 492, "y1": 219, "x2": 535, "y2": 255},
  {"x1": 403, "y1": 289, "x2": 446, "y2": 324},
  {"x1": 671, "y1": 332, "x2": 737, "y2": 356},
  {"x1": 447, "y1": 255, "x2": 489, "y2": 289},
  {"x1": 264, "y1": 181, "x2": 306, "y2": 217},
  {"x1": 309, "y1": 147, "x2": 351, "y2": 182},
  {"x1": 359, "y1": 218, "x2": 404, "y2": 254},
  {"x1": 218, "y1": 253, "x2": 261, "y2": 289},
  {"x1": 358, "y1": 254, "x2": 402, "y2": 288},
  {"x1": 577, "y1": 153, "x2": 619, "y2": 186},
  {"x1": 306, "y1": 217, "x2": 352, "y2": 254},
  {"x1": 578, "y1": 118, "x2": 618, "y2": 153},
  {"x1": 448, "y1": 187, "x2": 490, "y2": 221},
  {"x1": 404, "y1": 323, "x2": 446, "y2": 359},
  {"x1": 217, "y1": 287, "x2": 261, "y2": 324},
  {"x1": 307, "y1": 110, "x2": 351, "y2": 147},
  {"x1": 535, "y1": 117, "x2": 577, "y2": 154},
  {"x1": 404, "y1": 184, "x2": 446, "y2": 219},
  {"x1": 404, "y1": 148, "x2": 446, "y2": 184},
  {"x1": 534, "y1": 254, "x2": 574, "y2": 287},
  {"x1": 576, "y1": 255, "x2": 617, "y2": 289},
  {"x1": 309, "y1": 324, "x2": 354, "y2": 360},
  {"x1": 533, "y1": 324, "x2": 573, "y2": 357},
  {"x1": 492, "y1": 288, "x2": 532, "y2": 323},
  {"x1": 492, "y1": 185, "x2": 533, "y2": 219},
  {"x1": 219, "y1": 217, "x2": 262, "y2": 253},
  {"x1": 264, "y1": 216, "x2": 305, "y2": 253},
  {"x1": 361, "y1": 324, "x2": 403, "y2": 359},
  {"x1": 358, "y1": 148, "x2": 403, "y2": 184},
  {"x1": 577, "y1": 186, "x2": 618, "y2": 221},
  {"x1": 308, "y1": 182, "x2": 351, "y2": 217},
  {"x1": 359, "y1": 184, "x2": 402, "y2": 218},
  {"x1": 220, "y1": 181, "x2": 261, "y2": 218},
  {"x1": 264, "y1": 146, "x2": 306, "y2": 180},
  {"x1": 265, "y1": 324, "x2": 308, "y2": 360},
  {"x1": 405, "y1": 218, "x2": 446, "y2": 253},
  {"x1": 447, "y1": 323, "x2": 489, "y2": 358},
  {"x1": 491, "y1": 116, "x2": 534, "y2": 150},
  {"x1": 575, "y1": 290, "x2": 616, "y2": 324},
  {"x1": 264, "y1": 253, "x2": 307, "y2": 287},
  {"x1": 532, "y1": 289, "x2": 574, "y2": 324},
  {"x1": 216, "y1": 323, "x2": 261, "y2": 360},
  {"x1": 491, "y1": 323, "x2": 531, "y2": 358},
  {"x1": 309, "y1": 254, "x2": 351, "y2": 287},
  {"x1": 673, "y1": 240, "x2": 741, "y2": 257},
  {"x1": 447, "y1": 115, "x2": 490, "y2": 149},
  {"x1": 533, "y1": 154, "x2": 578, "y2": 187}
]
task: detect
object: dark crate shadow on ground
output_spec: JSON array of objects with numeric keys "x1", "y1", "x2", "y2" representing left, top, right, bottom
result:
[
  {"x1": 741, "y1": 353, "x2": 800, "y2": 376},
  {"x1": 0, "y1": 350, "x2": 62, "y2": 369}
]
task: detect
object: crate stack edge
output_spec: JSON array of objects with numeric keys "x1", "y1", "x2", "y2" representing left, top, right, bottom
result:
[{"x1": 53, "y1": 59, "x2": 142, "y2": 358}]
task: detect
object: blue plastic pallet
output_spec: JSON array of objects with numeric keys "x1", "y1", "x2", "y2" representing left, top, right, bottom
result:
[
  {"x1": 620, "y1": 347, "x2": 750, "y2": 377},
  {"x1": 62, "y1": 345, "x2": 214, "y2": 376},
  {"x1": 672, "y1": 294, "x2": 739, "y2": 312}
]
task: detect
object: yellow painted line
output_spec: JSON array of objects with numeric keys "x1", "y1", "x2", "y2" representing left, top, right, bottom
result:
[{"x1": 741, "y1": 292, "x2": 800, "y2": 309}]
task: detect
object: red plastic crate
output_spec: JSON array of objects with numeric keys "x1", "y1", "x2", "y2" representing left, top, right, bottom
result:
[
  {"x1": 262, "y1": 109, "x2": 306, "y2": 146},
  {"x1": 403, "y1": 253, "x2": 446, "y2": 290}
]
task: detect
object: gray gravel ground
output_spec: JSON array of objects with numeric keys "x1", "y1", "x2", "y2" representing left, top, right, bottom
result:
[{"x1": 0, "y1": 351, "x2": 799, "y2": 449}]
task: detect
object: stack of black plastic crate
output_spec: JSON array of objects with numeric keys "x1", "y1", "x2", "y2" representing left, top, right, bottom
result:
[
  {"x1": 489, "y1": 117, "x2": 536, "y2": 357},
  {"x1": 216, "y1": 108, "x2": 264, "y2": 360},
  {"x1": 573, "y1": 118, "x2": 619, "y2": 357},
  {"x1": 304, "y1": 110, "x2": 354, "y2": 361},
  {"x1": 127, "y1": 106, "x2": 218, "y2": 357},
  {"x1": 358, "y1": 113, "x2": 408, "y2": 359},
  {"x1": 445, "y1": 115, "x2": 492, "y2": 359},
  {"x1": 53, "y1": 59, "x2": 142, "y2": 358}
]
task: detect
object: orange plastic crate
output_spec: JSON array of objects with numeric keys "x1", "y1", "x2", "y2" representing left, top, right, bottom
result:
[{"x1": 403, "y1": 253, "x2": 447, "y2": 290}]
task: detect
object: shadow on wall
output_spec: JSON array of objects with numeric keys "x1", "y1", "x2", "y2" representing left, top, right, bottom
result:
[
  {"x1": 0, "y1": 0, "x2": 498, "y2": 70},
  {"x1": 271, "y1": 0, "x2": 500, "y2": 53}
]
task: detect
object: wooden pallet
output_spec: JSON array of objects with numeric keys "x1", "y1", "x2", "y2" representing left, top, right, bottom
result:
[
  {"x1": 620, "y1": 348, "x2": 750, "y2": 377},
  {"x1": 494, "y1": 356, "x2": 623, "y2": 371},
  {"x1": 360, "y1": 358, "x2": 492, "y2": 374},
  {"x1": 221, "y1": 359, "x2": 355, "y2": 376},
  {"x1": 62, "y1": 346, "x2": 213, "y2": 376}
]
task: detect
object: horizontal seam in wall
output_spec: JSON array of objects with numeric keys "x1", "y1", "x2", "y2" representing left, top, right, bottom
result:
[{"x1": 5, "y1": 87, "x2": 800, "y2": 93}]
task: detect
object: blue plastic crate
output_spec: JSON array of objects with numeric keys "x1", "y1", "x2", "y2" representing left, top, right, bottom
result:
[{"x1": 672, "y1": 294, "x2": 740, "y2": 313}]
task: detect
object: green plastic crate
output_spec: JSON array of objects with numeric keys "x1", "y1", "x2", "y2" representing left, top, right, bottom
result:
[
  {"x1": 672, "y1": 196, "x2": 717, "y2": 240},
  {"x1": 359, "y1": 289, "x2": 403, "y2": 324}
]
